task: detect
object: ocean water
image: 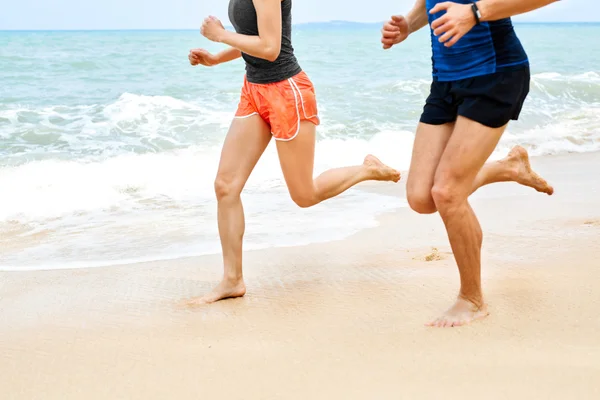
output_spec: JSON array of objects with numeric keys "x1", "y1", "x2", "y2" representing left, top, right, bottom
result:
[{"x1": 1, "y1": 23, "x2": 599, "y2": 270}]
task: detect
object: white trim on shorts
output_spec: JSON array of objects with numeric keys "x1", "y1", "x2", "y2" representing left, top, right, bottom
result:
[
  {"x1": 233, "y1": 112, "x2": 258, "y2": 119},
  {"x1": 273, "y1": 77, "x2": 320, "y2": 142},
  {"x1": 289, "y1": 77, "x2": 319, "y2": 120}
]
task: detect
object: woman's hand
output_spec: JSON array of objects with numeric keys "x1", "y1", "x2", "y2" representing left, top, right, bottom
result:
[
  {"x1": 430, "y1": 2, "x2": 477, "y2": 47},
  {"x1": 188, "y1": 49, "x2": 218, "y2": 67},
  {"x1": 201, "y1": 16, "x2": 226, "y2": 43}
]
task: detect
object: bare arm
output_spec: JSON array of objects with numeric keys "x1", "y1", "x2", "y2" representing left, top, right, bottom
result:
[
  {"x1": 477, "y1": 0, "x2": 560, "y2": 22},
  {"x1": 430, "y1": 0, "x2": 559, "y2": 47},
  {"x1": 381, "y1": 0, "x2": 427, "y2": 49},
  {"x1": 216, "y1": 0, "x2": 282, "y2": 62},
  {"x1": 406, "y1": 0, "x2": 428, "y2": 34},
  {"x1": 188, "y1": 46, "x2": 241, "y2": 67},
  {"x1": 214, "y1": 47, "x2": 242, "y2": 64}
]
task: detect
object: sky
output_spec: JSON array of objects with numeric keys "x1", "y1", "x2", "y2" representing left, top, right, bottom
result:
[{"x1": 0, "y1": 0, "x2": 593, "y2": 30}]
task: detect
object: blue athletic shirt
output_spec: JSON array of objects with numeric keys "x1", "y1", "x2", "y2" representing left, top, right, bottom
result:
[{"x1": 427, "y1": 0, "x2": 529, "y2": 81}]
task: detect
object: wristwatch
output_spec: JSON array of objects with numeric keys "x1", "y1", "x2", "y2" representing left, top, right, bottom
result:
[{"x1": 471, "y1": 2, "x2": 482, "y2": 25}]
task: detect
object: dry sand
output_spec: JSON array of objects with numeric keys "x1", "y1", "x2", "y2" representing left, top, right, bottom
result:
[{"x1": 1, "y1": 152, "x2": 599, "y2": 399}]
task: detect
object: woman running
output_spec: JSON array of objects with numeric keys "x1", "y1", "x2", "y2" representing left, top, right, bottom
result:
[{"x1": 184, "y1": 0, "x2": 400, "y2": 305}]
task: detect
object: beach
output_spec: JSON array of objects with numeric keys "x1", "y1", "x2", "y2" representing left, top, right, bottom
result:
[
  {"x1": 2, "y1": 23, "x2": 600, "y2": 399},
  {"x1": 2, "y1": 151, "x2": 599, "y2": 399}
]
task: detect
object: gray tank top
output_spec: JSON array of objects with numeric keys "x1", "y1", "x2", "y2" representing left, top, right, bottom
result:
[{"x1": 228, "y1": 0, "x2": 302, "y2": 84}]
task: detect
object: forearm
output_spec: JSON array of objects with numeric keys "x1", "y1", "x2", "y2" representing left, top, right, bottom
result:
[
  {"x1": 215, "y1": 47, "x2": 242, "y2": 64},
  {"x1": 218, "y1": 30, "x2": 279, "y2": 62},
  {"x1": 477, "y1": 0, "x2": 559, "y2": 22},
  {"x1": 407, "y1": 0, "x2": 428, "y2": 33}
]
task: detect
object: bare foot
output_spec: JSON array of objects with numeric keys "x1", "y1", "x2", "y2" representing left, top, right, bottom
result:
[
  {"x1": 503, "y1": 146, "x2": 554, "y2": 195},
  {"x1": 181, "y1": 278, "x2": 246, "y2": 307},
  {"x1": 363, "y1": 155, "x2": 401, "y2": 182},
  {"x1": 426, "y1": 297, "x2": 489, "y2": 328}
]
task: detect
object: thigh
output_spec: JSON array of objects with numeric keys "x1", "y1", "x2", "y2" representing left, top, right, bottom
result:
[
  {"x1": 408, "y1": 78, "x2": 458, "y2": 201},
  {"x1": 433, "y1": 116, "x2": 507, "y2": 197},
  {"x1": 275, "y1": 121, "x2": 316, "y2": 198},
  {"x1": 216, "y1": 115, "x2": 272, "y2": 188},
  {"x1": 406, "y1": 122, "x2": 454, "y2": 199}
]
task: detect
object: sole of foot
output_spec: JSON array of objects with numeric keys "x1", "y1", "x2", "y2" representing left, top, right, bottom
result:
[
  {"x1": 505, "y1": 146, "x2": 554, "y2": 195},
  {"x1": 364, "y1": 154, "x2": 401, "y2": 183}
]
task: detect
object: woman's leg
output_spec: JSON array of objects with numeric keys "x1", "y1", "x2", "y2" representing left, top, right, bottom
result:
[
  {"x1": 275, "y1": 121, "x2": 400, "y2": 208},
  {"x1": 184, "y1": 115, "x2": 272, "y2": 305}
]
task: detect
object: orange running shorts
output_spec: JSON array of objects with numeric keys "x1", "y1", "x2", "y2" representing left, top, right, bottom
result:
[{"x1": 234, "y1": 71, "x2": 320, "y2": 141}]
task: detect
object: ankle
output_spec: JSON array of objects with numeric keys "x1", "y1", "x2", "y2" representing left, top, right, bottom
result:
[
  {"x1": 458, "y1": 292, "x2": 484, "y2": 310},
  {"x1": 362, "y1": 164, "x2": 377, "y2": 180},
  {"x1": 501, "y1": 163, "x2": 520, "y2": 181},
  {"x1": 223, "y1": 273, "x2": 244, "y2": 285}
]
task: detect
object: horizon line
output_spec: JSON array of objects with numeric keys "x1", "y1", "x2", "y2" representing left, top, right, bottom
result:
[{"x1": 1, "y1": 20, "x2": 598, "y2": 32}]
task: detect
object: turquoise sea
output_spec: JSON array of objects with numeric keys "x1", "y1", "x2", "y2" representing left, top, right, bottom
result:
[{"x1": 1, "y1": 23, "x2": 599, "y2": 269}]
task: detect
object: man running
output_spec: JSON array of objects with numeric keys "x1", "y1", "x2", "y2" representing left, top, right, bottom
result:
[{"x1": 381, "y1": 0, "x2": 558, "y2": 327}]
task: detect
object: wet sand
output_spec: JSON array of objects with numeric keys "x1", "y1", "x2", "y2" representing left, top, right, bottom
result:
[{"x1": 1, "y1": 152, "x2": 600, "y2": 399}]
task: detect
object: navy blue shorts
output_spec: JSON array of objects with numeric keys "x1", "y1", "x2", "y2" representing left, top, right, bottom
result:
[{"x1": 419, "y1": 65, "x2": 530, "y2": 129}]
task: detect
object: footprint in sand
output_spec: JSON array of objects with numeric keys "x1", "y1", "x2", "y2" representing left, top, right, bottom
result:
[{"x1": 413, "y1": 247, "x2": 451, "y2": 262}]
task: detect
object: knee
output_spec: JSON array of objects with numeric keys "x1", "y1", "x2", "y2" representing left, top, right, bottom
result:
[
  {"x1": 290, "y1": 191, "x2": 318, "y2": 208},
  {"x1": 406, "y1": 182, "x2": 437, "y2": 215},
  {"x1": 214, "y1": 176, "x2": 242, "y2": 202},
  {"x1": 431, "y1": 181, "x2": 461, "y2": 214},
  {"x1": 407, "y1": 190, "x2": 437, "y2": 215}
]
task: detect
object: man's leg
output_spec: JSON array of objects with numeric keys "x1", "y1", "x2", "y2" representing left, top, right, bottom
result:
[
  {"x1": 428, "y1": 116, "x2": 509, "y2": 327},
  {"x1": 407, "y1": 122, "x2": 553, "y2": 216},
  {"x1": 406, "y1": 122, "x2": 455, "y2": 214},
  {"x1": 471, "y1": 146, "x2": 553, "y2": 195}
]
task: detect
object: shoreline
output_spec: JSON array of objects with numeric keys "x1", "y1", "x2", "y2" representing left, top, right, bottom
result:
[
  {"x1": 0, "y1": 193, "x2": 407, "y2": 273},
  {"x1": 2, "y1": 151, "x2": 596, "y2": 273}
]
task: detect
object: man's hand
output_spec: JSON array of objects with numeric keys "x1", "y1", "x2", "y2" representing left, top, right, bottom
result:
[
  {"x1": 430, "y1": 2, "x2": 476, "y2": 47},
  {"x1": 381, "y1": 15, "x2": 410, "y2": 49},
  {"x1": 201, "y1": 16, "x2": 226, "y2": 43},
  {"x1": 188, "y1": 49, "x2": 218, "y2": 67}
]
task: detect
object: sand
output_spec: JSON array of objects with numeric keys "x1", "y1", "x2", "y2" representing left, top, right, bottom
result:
[{"x1": 1, "y1": 152, "x2": 599, "y2": 399}]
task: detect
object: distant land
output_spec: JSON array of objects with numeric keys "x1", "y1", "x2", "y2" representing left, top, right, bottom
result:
[{"x1": 1, "y1": 20, "x2": 598, "y2": 32}]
